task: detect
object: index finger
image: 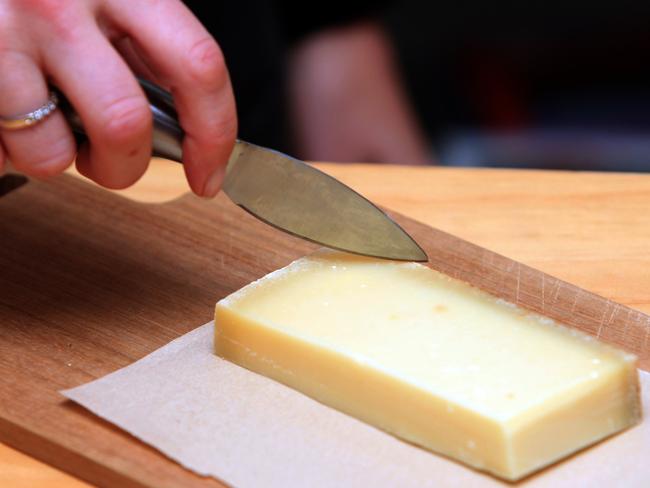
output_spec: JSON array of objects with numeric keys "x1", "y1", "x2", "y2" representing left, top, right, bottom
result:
[{"x1": 104, "y1": 0, "x2": 237, "y2": 197}]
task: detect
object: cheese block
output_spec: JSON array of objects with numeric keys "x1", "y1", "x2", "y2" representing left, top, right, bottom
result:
[{"x1": 214, "y1": 250, "x2": 641, "y2": 480}]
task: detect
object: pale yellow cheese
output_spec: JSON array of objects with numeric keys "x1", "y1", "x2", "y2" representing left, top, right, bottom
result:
[{"x1": 214, "y1": 250, "x2": 641, "y2": 480}]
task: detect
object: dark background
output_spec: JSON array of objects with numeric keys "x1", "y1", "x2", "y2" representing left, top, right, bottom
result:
[
  {"x1": 188, "y1": 0, "x2": 650, "y2": 171},
  {"x1": 384, "y1": 1, "x2": 650, "y2": 170}
]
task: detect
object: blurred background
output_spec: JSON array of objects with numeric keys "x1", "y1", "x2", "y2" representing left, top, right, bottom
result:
[{"x1": 187, "y1": 0, "x2": 650, "y2": 171}]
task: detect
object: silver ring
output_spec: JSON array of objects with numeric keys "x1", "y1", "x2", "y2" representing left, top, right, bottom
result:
[{"x1": 0, "y1": 92, "x2": 59, "y2": 131}]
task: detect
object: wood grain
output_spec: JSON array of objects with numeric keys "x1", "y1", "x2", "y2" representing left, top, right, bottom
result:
[{"x1": 1, "y1": 162, "x2": 649, "y2": 487}]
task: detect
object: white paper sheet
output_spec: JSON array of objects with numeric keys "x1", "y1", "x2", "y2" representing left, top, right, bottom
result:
[{"x1": 63, "y1": 322, "x2": 650, "y2": 487}]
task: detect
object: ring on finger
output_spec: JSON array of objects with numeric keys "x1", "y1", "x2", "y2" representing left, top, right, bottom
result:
[{"x1": 0, "y1": 92, "x2": 59, "y2": 131}]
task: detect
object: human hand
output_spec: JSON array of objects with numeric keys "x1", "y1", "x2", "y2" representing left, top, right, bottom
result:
[
  {"x1": 288, "y1": 21, "x2": 431, "y2": 165},
  {"x1": 0, "y1": 0, "x2": 237, "y2": 197}
]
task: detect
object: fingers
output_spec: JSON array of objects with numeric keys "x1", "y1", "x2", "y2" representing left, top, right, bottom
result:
[
  {"x1": 104, "y1": 0, "x2": 237, "y2": 197},
  {"x1": 42, "y1": 25, "x2": 152, "y2": 190},
  {"x1": 113, "y1": 37, "x2": 162, "y2": 86},
  {"x1": 0, "y1": 49, "x2": 76, "y2": 178}
]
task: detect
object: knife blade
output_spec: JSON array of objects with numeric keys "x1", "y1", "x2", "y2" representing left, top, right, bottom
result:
[{"x1": 58, "y1": 80, "x2": 427, "y2": 262}]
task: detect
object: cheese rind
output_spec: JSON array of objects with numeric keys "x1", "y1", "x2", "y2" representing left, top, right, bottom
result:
[{"x1": 214, "y1": 250, "x2": 641, "y2": 480}]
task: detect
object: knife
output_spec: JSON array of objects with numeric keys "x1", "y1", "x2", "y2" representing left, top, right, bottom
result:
[{"x1": 56, "y1": 79, "x2": 427, "y2": 262}]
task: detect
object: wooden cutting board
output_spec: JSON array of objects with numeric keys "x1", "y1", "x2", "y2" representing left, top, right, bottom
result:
[{"x1": 0, "y1": 174, "x2": 648, "y2": 488}]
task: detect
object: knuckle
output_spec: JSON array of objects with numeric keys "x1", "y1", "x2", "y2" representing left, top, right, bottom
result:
[
  {"x1": 184, "y1": 37, "x2": 227, "y2": 89},
  {"x1": 18, "y1": 0, "x2": 82, "y2": 42},
  {"x1": 193, "y1": 112, "x2": 237, "y2": 156},
  {"x1": 0, "y1": 48, "x2": 31, "y2": 74},
  {"x1": 19, "y1": 0, "x2": 74, "y2": 19},
  {"x1": 13, "y1": 140, "x2": 75, "y2": 177},
  {"x1": 209, "y1": 114, "x2": 238, "y2": 146},
  {"x1": 99, "y1": 94, "x2": 151, "y2": 144}
]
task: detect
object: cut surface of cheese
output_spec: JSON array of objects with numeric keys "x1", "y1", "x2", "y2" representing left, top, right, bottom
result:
[{"x1": 214, "y1": 250, "x2": 641, "y2": 480}]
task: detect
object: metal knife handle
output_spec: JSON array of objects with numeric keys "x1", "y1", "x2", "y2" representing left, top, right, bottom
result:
[{"x1": 57, "y1": 78, "x2": 184, "y2": 163}]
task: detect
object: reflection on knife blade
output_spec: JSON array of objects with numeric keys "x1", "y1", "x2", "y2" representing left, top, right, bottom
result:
[{"x1": 224, "y1": 141, "x2": 427, "y2": 262}]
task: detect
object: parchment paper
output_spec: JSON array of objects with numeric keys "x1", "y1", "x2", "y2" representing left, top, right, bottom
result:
[{"x1": 62, "y1": 322, "x2": 650, "y2": 488}]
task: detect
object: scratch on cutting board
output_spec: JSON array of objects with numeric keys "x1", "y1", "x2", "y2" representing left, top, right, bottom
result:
[
  {"x1": 515, "y1": 263, "x2": 521, "y2": 304},
  {"x1": 596, "y1": 302, "x2": 615, "y2": 339},
  {"x1": 552, "y1": 279, "x2": 562, "y2": 304},
  {"x1": 604, "y1": 303, "x2": 621, "y2": 337},
  {"x1": 570, "y1": 289, "x2": 582, "y2": 314},
  {"x1": 621, "y1": 308, "x2": 632, "y2": 341}
]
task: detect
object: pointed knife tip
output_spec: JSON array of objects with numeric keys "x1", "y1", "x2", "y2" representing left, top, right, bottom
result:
[
  {"x1": 368, "y1": 243, "x2": 428, "y2": 263},
  {"x1": 395, "y1": 248, "x2": 429, "y2": 263},
  {"x1": 413, "y1": 250, "x2": 429, "y2": 262}
]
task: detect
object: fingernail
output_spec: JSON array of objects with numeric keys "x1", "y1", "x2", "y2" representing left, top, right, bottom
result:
[{"x1": 202, "y1": 166, "x2": 225, "y2": 198}]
